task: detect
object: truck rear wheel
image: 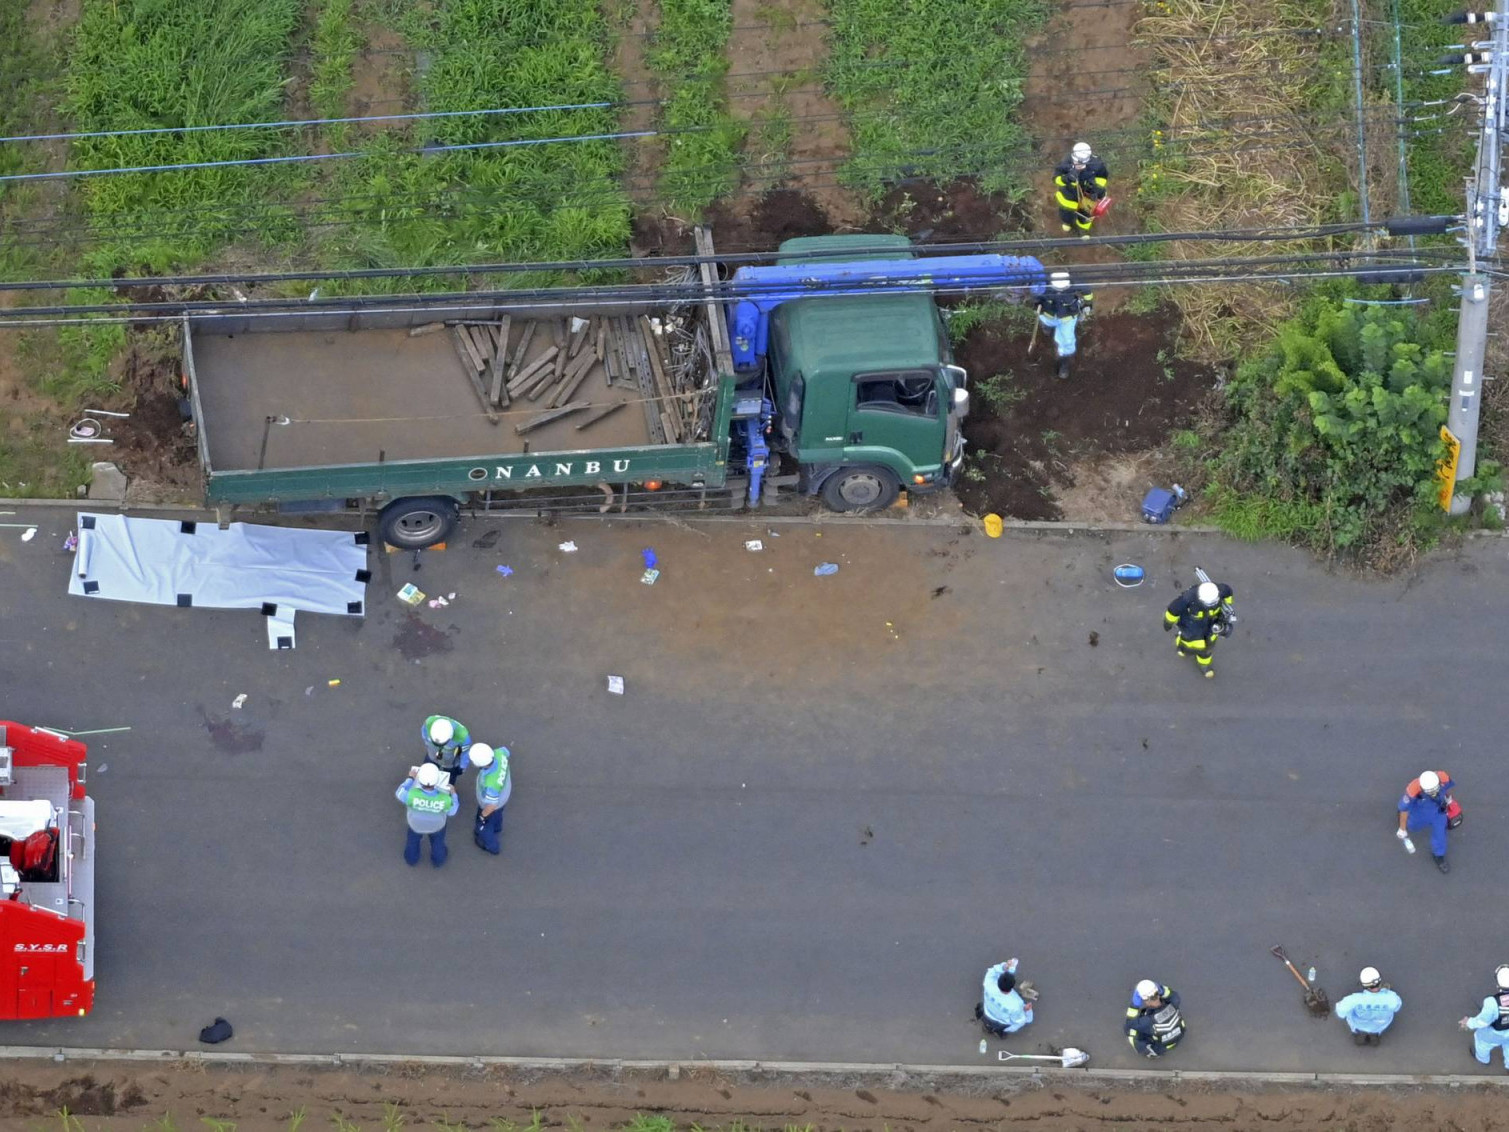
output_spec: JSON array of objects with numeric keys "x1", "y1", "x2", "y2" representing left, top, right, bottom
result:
[
  {"x1": 378, "y1": 496, "x2": 460, "y2": 549},
  {"x1": 820, "y1": 465, "x2": 900, "y2": 512}
]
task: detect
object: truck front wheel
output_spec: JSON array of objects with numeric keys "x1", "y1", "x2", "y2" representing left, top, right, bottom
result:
[
  {"x1": 378, "y1": 496, "x2": 460, "y2": 549},
  {"x1": 820, "y1": 465, "x2": 900, "y2": 512}
]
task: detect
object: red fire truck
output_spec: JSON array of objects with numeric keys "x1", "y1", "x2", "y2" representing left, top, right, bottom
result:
[{"x1": 0, "y1": 722, "x2": 95, "y2": 1018}]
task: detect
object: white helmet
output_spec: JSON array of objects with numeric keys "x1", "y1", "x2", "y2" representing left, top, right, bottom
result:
[
  {"x1": 1071, "y1": 142, "x2": 1093, "y2": 163},
  {"x1": 1049, "y1": 271, "x2": 1072, "y2": 292},
  {"x1": 428, "y1": 718, "x2": 455, "y2": 745},
  {"x1": 1197, "y1": 581, "x2": 1220, "y2": 607},
  {"x1": 1359, "y1": 967, "x2": 1381, "y2": 987},
  {"x1": 415, "y1": 763, "x2": 443, "y2": 789},
  {"x1": 1134, "y1": 979, "x2": 1160, "y2": 1003},
  {"x1": 1418, "y1": 770, "x2": 1440, "y2": 795},
  {"x1": 468, "y1": 743, "x2": 495, "y2": 769},
  {"x1": 1496, "y1": 965, "x2": 1509, "y2": 990}
]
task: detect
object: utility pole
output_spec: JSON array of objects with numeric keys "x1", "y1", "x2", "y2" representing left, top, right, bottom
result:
[{"x1": 1446, "y1": 0, "x2": 1509, "y2": 513}]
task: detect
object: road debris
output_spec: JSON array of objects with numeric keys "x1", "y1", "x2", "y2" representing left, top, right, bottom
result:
[
  {"x1": 231, "y1": 694, "x2": 248, "y2": 710},
  {"x1": 1113, "y1": 563, "x2": 1145, "y2": 588},
  {"x1": 607, "y1": 675, "x2": 625, "y2": 695},
  {"x1": 641, "y1": 569, "x2": 660, "y2": 585},
  {"x1": 20, "y1": 528, "x2": 36, "y2": 542},
  {"x1": 496, "y1": 565, "x2": 514, "y2": 576},
  {"x1": 642, "y1": 547, "x2": 658, "y2": 569},
  {"x1": 814, "y1": 562, "x2": 839, "y2": 576},
  {"x1": 559, "y1": 541, "x2": 578, "y2": 553},
  {"x1": 745, "y1": 540, "x2": 763, "y2": 552},
  {"x1": 397, "y1": 583, "x2": 425, "y2": 606}
]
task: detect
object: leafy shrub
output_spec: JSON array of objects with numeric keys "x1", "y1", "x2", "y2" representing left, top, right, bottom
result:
[{"x1": 1207, "y1": 292, "x2": 1493, "y2": 560}]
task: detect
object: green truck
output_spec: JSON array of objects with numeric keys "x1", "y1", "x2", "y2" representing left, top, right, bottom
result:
[{"x1": 184, "y1": 234, "x2": 1027, "y2": 548}]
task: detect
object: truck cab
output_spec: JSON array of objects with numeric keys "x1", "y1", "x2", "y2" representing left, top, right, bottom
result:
[{"x1": 749, "y1": 235, "x2": 968, "y2": 510}]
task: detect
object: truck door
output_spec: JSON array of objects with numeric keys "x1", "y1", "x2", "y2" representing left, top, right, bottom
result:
[{"x1": 845, "y1": 370, "x2": 945, "y2": 474}]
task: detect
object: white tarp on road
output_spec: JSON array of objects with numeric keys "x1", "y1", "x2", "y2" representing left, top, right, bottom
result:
[{"x1": 68, "y1": 514, "x2": 369, "y2": 625}]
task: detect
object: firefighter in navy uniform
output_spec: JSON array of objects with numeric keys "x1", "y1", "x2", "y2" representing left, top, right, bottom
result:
[
  {"x1": 1054, "y1": 142, "x2": 1109, "y2": 234},
  {"x1": 1125, "y1": 979, "x2": 1186, "y2": 1058},
  {"x1": 1034, "y1": 274, "x2": 1093, "y2": 379},
  {"x1": 1164, "y1": 578, "x2": 1235, "y2": 678}
]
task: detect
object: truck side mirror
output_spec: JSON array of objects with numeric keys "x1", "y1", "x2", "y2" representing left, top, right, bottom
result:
[{"x1": 952, "y1": 388, "x2": 970, "y2": 415}]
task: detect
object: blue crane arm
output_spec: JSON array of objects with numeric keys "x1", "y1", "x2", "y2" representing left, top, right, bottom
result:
[{"x1": 726, "y1": 255, "x2": 1049, "y2": 370}]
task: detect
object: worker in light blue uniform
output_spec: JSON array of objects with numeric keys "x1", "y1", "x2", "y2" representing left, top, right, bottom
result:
[
  {"x1": 976, "y1": 957, "x2": 1036, "y2": 1036},
  {"x1": 395, "y1": 762, "x2": 459, "y2": 867},
  {"x1": 1460, "y1": 965, "x2": 1509, "y2": 1069},
  {"x1": 462, "y1": 742, "x2": 512, "y2": 855},
  {"x1": 421, "y1": 715, "x2": 472, "y2": 786},
  {"x1": 1334, "y1": 967, "x2": 1402, "y2": 1045}
]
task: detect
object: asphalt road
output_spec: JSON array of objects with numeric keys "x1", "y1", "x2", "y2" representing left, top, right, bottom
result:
[{"x1": 1, "y1": 506, "x2": 1505, "y2": 1075}]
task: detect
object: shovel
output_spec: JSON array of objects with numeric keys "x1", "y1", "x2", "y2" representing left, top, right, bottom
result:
[
  {"x1": 997, "y1": 1047, "x2": 1089, "y2": 1068},
  {"x1": 1270, "y1": 945, "x2": 1330, "y2": 1016}
]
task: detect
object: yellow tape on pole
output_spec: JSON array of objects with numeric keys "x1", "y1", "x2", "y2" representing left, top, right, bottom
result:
[{"x1": 1437, "y1": 425, "x2": 1461, "y2": 511}]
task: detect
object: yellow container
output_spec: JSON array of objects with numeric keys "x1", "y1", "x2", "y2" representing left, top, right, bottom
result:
[{"x1": 983, "y1": 513, "x2": 1004, "y2": 538}]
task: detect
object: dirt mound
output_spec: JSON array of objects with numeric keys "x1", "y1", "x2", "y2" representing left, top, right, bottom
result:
[
  {"x1": 871, "y1": 177, "x2": 1035, "y2": 243},
  {"x1": 0, "y1": 1073, "x2": 146, "y2": 1117},
  {"x1": 952, "y1": 307, "x2": 1214, "y2": 520},
  {"x1": 107, "y1": 335, "x2": 198, "y2": 491}
]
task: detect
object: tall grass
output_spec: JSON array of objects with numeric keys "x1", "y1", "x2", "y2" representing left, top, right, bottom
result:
[
  {"x1": 825, "y1": 0, "x2": 1049, "y2": 199},
  {"x1": 63, "y1": 0, "x2": 307, "y2": 274},
  {"x1": 1135, "y1": 0, "x2": 1347, "y2": 358},
  {"x1": 648, "y1": 0, "x2": 745, "y2": 215},
  {"x1": 320, "y1": 0, "x2": 632, "y2": 287}
]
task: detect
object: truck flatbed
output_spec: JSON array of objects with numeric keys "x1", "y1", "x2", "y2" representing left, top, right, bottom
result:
[{"x1": 193, "y1": 326, "x2": 653, "y2": 473}]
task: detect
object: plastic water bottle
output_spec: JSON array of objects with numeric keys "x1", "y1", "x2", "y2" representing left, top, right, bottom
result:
[
  {"x1": 979, "y1": 1038, "x2": 988, "y2": 1055},
  {"x1": 1404, "y1": 837, "x2": 1417, "y2": 855},
  {"x1": 1306, "y1": 967, "x2": 1317, "y2": 983}
]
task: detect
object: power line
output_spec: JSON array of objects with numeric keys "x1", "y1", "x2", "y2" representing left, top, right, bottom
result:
[{"x1": 0, "y1": 245, "x2": 1457, "y2": 318}]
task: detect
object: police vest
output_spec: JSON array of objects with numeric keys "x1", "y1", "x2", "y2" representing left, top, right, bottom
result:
[
  {"x1": 405, "y1": 786, "x2": 451, "y2": 814},
  {"x1": 481, "y1": 755, "x2": 510, "y2": 797},
  {"x1": 1151, "y1": 1003, "x2": 1185, "y2": 1045},
  {"x1": 1492, "y1": 990, "x2": 1509, "y2": 1031}
]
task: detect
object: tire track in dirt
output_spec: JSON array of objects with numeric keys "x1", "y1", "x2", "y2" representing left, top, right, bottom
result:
[
  {"x1": 724, "y1": 0, "x2": 866, "y2": 230},
  {"x1": 609, "y1": 1, "x2": 664, "y2": 211}
]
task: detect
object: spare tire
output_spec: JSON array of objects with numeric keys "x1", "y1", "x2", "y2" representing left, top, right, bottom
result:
[{"x1": 378, "y1": 496, "x2": 460, "y2": 549}]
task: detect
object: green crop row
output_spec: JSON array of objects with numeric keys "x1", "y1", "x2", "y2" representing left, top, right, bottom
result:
[
  {"x1": 647, "y1": 0, "x2": 745, "y2": 215},
  {"x1": 63, "y1": 0, "x2": 307, "y2": 275},
  {"x1": 825, "y1": 0, "x2": 1049, "y2": 199},
  {"x1": 309, "y1": 0, "x2": 364, "y2": 126},
  {"x1": 318, "y1": 0, "x2": 631, "y2": 289}
]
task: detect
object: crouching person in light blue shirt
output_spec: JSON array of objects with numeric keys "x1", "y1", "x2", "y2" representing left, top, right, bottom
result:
[
  {"x1": 1335, "y1": 967, "x2": 1402, "y2": 1046},
  {"x1": 977, "y1": 957, "x2": 1036, "y2": 1037}
]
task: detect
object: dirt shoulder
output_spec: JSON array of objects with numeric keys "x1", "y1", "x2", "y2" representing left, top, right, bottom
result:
[{"x1": 4, "y1": 1060, "x2": 1509, "y2": 1131}]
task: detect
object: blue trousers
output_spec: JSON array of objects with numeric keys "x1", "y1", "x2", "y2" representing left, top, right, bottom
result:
[
  {"x1": 405, "y1": 826, "x2": 448, "y2": 867},
  {"x1": 1038, "y1": 313, "x2": 1079, "y2": 358},
  {"x1": 1405, "y1": 808, "x2": 1448, "y2": 857},
  {"x1": 1474, "y1": 1026, "x2": 1509, "y2": 1066},
  {"x1": 474, "y1": 805, "x2": 504, "y2": 854}
]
